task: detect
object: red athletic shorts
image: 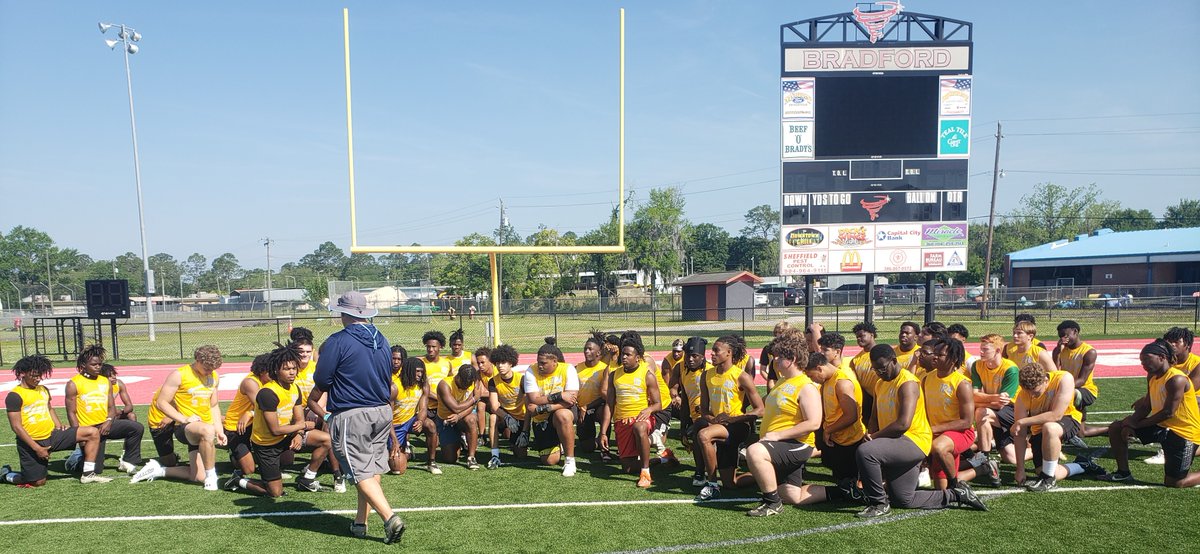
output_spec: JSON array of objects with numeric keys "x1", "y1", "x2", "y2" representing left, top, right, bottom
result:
[
  {"x1": 615, "y1": 418, "x2": 645, "y2": 460},
  {"x1": 929, "y1": 428, "x2": 977, "y2": 479}
]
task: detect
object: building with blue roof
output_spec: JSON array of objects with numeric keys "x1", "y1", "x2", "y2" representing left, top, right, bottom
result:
[{"x1": 1005, "y1": 227, "x2": 1200, "y2": 289}]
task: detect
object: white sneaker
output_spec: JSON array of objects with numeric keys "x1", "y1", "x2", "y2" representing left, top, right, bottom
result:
[
  {"x1": 117, "y1": 460, "x2": 137, "y2": 475},
  {"x1": 80, "y1": 473, "x2": 113, "y2": 484},
  {"x1": 427, "y1": 462, "x2": 443, "y2": 476},
  {"x1": 1145, "y1": 448, "x2": 1166, "y2": 465},
  {"x1": 334, "y1": 475, "x2": 347, "y2": 493},
  {"x1": 562, "y1": 458, "x2": 577, "y2": 477},
  {"x1": 130, "y1": 459, "x2": 164, "y2": 483},
  {"x1": 64, "y1": 447, "x2": 83, "y2": 473},
  {"x1": 918, "y1": 468, "x2": 932, "y2": 488},
  {"x1": 203, "y1": 476, "x2": 219, "y2": 491}
]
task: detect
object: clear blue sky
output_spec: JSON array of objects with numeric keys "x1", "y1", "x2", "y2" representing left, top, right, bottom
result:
[{"x1": 2, "y1": 1, "x2": 1197, "y2": 270}]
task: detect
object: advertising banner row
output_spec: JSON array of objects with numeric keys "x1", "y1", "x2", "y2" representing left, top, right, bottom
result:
[{"x1": 780, "y1": 222, "x2": 968, "y2": 275}]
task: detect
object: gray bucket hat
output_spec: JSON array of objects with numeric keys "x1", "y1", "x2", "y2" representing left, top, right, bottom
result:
[{"x1": 329, "y1": 291, "x2": 378, "y2": 318}]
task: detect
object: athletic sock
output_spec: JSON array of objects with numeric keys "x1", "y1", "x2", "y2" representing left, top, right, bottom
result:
[
  {"x1": 491, "y1": 448, "x2": 500, "y2": 457},
  {"x1": 1063, "y1": 463, "x2": 1085, "y2": 477},
  {"x1": 565, "y1": 456, "x2": 576, "y2": 464},
  {"x1": 1041, "y1": 460, "x2": 1059, "y2": 479},
  {"x1": 761, "y1": 490, "x2": 781, "y2": 504},
  {"x1": 238, "y1": 478, "x2": 249, "y2": 489},
  {"x1": 82, "y1": 462, "x2": 96, "y2": 473},
  {"x1": 303, "y1": 468, "x2": 318, "y2": 480},
  {"x1": 2, "y1": 472, "x2": 17, "y2": 484},
  {"x1": 205, "y1": 468, "x2": 217, "y2": 481}
]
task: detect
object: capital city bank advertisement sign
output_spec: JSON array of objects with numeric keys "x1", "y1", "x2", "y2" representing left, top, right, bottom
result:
[{"x1": 921, "y1": 223, "x2": 967, "y2": 247}]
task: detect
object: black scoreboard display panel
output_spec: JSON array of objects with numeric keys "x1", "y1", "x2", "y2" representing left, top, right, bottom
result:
[{"x1": 86, "y1": 279, "x2": 131, "y2": 319}]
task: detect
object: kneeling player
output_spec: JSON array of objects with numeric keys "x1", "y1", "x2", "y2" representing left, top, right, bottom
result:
[
  {"x1": 744, "y1": 338, "x2": 822, "y2": 517},
  {"x1": 389, "y1": 355, "x2": 429, "y2": 476},
  {"x1": 3, "y1": 355, "x2": 109, "y2": 486},
  {"x1": 523, "y1": 338, "x2": 580, "y2": 476},
  {"x1": 1099, "y1": 339, "x2": 1200, "y2": 487},
  {"x1": 65, "y1": 345, "x2": 144, "y2": 476},
  {"x1": 606, "y1": 338, "x2": 675, "y2": 488},
  {"x1": 1011, "y1": 363, "x2": 1103, "y2": 492},
  {"x1": 694, "y1": 335, "x2": 765, "y2": 501},
  {"x1": 798, "y1": 350, "x2": 867, "y2": 506},
  {"x1": 221, "y1": 354, "x2": 270, "y2": 488},
  {"x1": 486, "y1": 344, "x2": 527, "y2": 468},
  {"x1": 437, "y1": 364, "x2": 481, "y2": 470}
]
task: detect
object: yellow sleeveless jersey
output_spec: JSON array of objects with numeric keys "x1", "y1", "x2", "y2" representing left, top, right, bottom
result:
[
  {"x1": 1007, "y1": 343, "x2": 1047, "y2": 369},
  {"x1": 922, "y1": 371, "x2": 968, "y2": 429},
  {"x1": 70, "y1": 374, "x2": 111, "y2": 426},
  {"x1": 1018, "y1": 370, "x2": 1083, "y2": 434},
  {"x1": 147, "y1": 388, "x2": 166, "y2": 428},
  {"x1": 575, "y1": 361, "x2": 607, "y2": 408},
  {"x1": 446, "y1": 353, "x2": 472, "y2": 371},
  {"x1": 392, "y1": 374, "x2": 423, "y2": 424},
  {"x1": 424, "y1": 356, "x2": 453, "y2": 410},
  {"x1": 436, "y1": 378, "x2": 475, "y2": 419},
  {"x1": 223, "y1": 374, "x2": 264, "y2": 432},
  {"x1": 295, "y1": 359, "x2": 316, "y2": 405},
  {"x1": 822, "y1": 366, "x2": 866, "y2": 446},
  {"x1": 1149, "y1": 368, "x2": 1200, "y2": 443},
  {"x1": 1172, "y1": 352, "x2": 1200, "y2": 377},
  {"x1": 894, "y1": 344, "x2": 920, "y2": 372},
  {"x1": 111, "y1": 380, "x2": 121, "y2": 399},
  {"x1": 530, "y1": 362, "x2": 571, "y2": 423},
  {"x1": 705, "y1": 365, "x2": 745, "y2": 416},
  {"x1": 251, "y1": 381, "x2": 300, "y2": 446},
  {"x1": 173, "y1": 365, "x2": 219, "y2": 424},
  {"x1": 875, "y1": 370, "x2": 932, "y2": 455},
  {"x1": 971, "y1": 358, "x2": 1019, "y2": 398},
  {"x1": 612, "y1": 366, "x2": 651, "y2": 420},
  {"x1": 680, "y1": 362, "x2": 712, "y2": 419},
  {"x1": 1005, "y1": 337, "x2": 1043, "y2": 360},
  {"x1": 652, "y1": 358, "x2": 672, "y2": 408},
  {"x1": 851, "y1": 349, "x2": 880, "y2": 398},
  {"x1": 490, "y1": 370, "x2": 526, "y2": 419},
  {"x1": 761, "y1": 374, "x2": 817, "y2": 446},
  {"x1": 9, "y1": 385, "x2": 54, "y2": 440},
  {"x1": 1057, "y1": 342, "x2": 1098, "y2": 396}
]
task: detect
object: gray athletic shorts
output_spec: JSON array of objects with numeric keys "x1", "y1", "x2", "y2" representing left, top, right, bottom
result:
[{"x1": 329, "y1": 405, "x2": 391, "y2": 484}]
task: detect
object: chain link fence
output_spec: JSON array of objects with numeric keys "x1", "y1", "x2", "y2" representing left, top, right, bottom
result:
[{"x1": 3, "y1": 295, "x2": 1196, "y2": 364}]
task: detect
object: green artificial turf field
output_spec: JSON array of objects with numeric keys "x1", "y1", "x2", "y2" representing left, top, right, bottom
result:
[{"x1": 1, "y1": 376, "x2": 1195, "y2": 552}]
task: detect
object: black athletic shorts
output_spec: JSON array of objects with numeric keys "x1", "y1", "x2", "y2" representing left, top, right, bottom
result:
[
  {"x1": 1030, "y1": 416, "x2": 1079, "y2": 461},
  {"x1": 1134, "y1": 426, "x2": 1197, "y2": 480},
  {"x1": 225, "y1": 427, "x2": 252, "y2": 463},
  {"x1": 652, "y1": 410, "x2": 672, "y2": 435},
  {"x1": 173, "y1": 424, "x2": 200, "y2": 453},
  {"x1": 761, "y1": 440, "x2": 814, "y2": 486},
  {"x1": 253, "y1": 436, "x2": 294, "y2": 482},
  {"x1": 532, "y1": 406, "x2": 578, "y2": 455},
  {"x1": 16, "y1": 428, "x2": 79, "y2": 482},
  {"x1": 993, "y1": 404, "x2": 1016, "y2": 449},
  {"x1": 817, "y1": 430, "x2": 863, "y2": 481},
  {"x1": 1074, "y1": 388, "x2": 1097, "y2": 411},
  {"x1": 150, "y1": 422, "x2": 177, "y2": 458},
  {"x1": 576, "y1": 406, "x2": 599, "y2": 444},
  {"x1": 715, "y1": 420, "x2": 755, "y2": 470}
]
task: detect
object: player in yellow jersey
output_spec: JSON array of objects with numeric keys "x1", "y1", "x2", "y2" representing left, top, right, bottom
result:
[
  {"x1": 1099, "y1": 339, "x2": 1200, "y2": 487},
  {"x1": 421, "y1": 330, "x2": 453, "y2": 414},
  {"x1": 947, "y1": 323, "x2": 978, "y2": 371},
  {"x1": 672, "y1": 337, "x2": 711, "y2": 484},
  {"x1": 606, "y1": 338, "x2": 676, "y2": 487},
  {"x1": 133, "y1": 345, "x2": 226, "y2": 490},
  {"x1": 744, "y1": 333, "x2": 822, "y2": 517},
  {"x1": 98, "y1": 363, "x2": 136, "y2": 422},
  {"x1": 389, "y1": 353, "x2": 430, "y2": 475},
  {"x1": 486, "y1": 344, "x2": 527, "y2": 468},
  {"x1": 695, "y1": 335, "x2": 765, "y2": 501},
  {"x1": 921, "y1": 338, "x2": 983, "y2": 490},
  {"x1": 854, "y1": 345, "x2": 986, "y2": 519},
  {"x1": 620, "y1": 330, "x2": 671, "y2": 458},
  {"x1": 802, "y1": 350, "x2": 868, "y2": 506},
  {"x1": 64, "y1": 345, "x2": 144, "y2": 476},
  {"x1": 1009, "y1": 320, "x2": 1056, "y2": 374},
  {"x1": 851, "y1": 322, "x2": 881, "y2": 421},
  {"x1": 759, "y1": 321, "x2": 793, "y2": 390},
  {"x1": 231, "y1": 344, "x2": 323, "y2": 496},
  {"x1": 2, "y1": 355, "x2": 107, "y2": 486},
  {"x1": 894, "y1": 321, "x2": 921, "y2": 373},
  {"x1": 523, "y1": 338, "x2": 581, "y2": 476},
  {"x1": 1011, "y1": 363, "x2": 1103, "y2": 492},
  {"x1": 291, "y1": 327, "x2": 318, "y2": 414},
  {"x1": 446, "y1": 329, "x2": 472, "y2": 371},
  {"x1": 576, "y1": 335, "x2": 610, "y2": 457},
  {"x1": 1053, "y1": 321, "x2": 1099, "y2": 413},
  {"x1": 221, "y1": 354, "x2": 270, "y2": 489},
  {"x1": 730, "y1": 334, "x2": 758, "y2": 380},
  {"x1": 472, "y1": 346, "x2": 495, "y2": 455},
  {"x1": 970, "y1": 334, "x2": 1021, "y2": 483},
  {"x1": 436, "y1": 365, "x2": 481, "y2": 469},
  {"x1": 1004, "y1": 313, "x2": 1044, "y2": 360},
  {"x1": 1164, "y1": 327, "x2": 1199, "y2": 388}
]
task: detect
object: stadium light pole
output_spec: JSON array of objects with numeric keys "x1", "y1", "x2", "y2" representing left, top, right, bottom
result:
[{"x1": 99, "y1": 21, "x2": 155, "y2": 341}]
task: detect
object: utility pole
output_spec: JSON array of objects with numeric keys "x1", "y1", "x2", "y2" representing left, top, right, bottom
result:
[
  {"x1": 981, "y1": 121, "x2": 1003, "y2": 319},
  {"x1": 46, "y1": 250, "x2": 54, "y2": 312},
  {"x1": 497, "y1": 198, "x2": 507, "y2": 300},
  {"x1": 264, "y1": 237, "x2": 274, "y2": 317}
]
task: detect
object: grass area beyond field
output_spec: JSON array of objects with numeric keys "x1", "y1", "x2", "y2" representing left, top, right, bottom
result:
[{"x1": 1, "y1": 377, "x2": 1195, "y2": 552}]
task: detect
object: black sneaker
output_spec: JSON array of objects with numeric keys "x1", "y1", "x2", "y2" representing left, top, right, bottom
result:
[
  {"x1": 1074, "y1": 456, "x2": 1108, "y2": 476},
  {"x1": 855, "y1": 503, "x2": 891, "y2": 519},
  {"x1": 836, "y1": 478, "x2": 866, "y2": 505},
  {"x1": 296, "y1": 476, "x2": 322, "y2": 492},
  {"x1": 691, "y1": 472, "x2": 706, "y2": 487},
  {"x1": 1065, "y1": 435, "x2": 1089, "y2": 450},
  {"x1": 383, "y1": 514, "x2": 406, "y2": 545},
  {"x1": 349, "y1": 522, "x2": 368, "y2": 539},
  {"x1": 984, "y1": 458, "x2": 1002, "y2": 486},
  {"x1": 953, "y1": 481, "x2": 987, "y2": 511},
  {"x1": 746, "y1": 501, "x2": 784, "y2": 517},
  {"x1": 1098, "y1": 469, "x2": 1132, "y2": 482},
  {"x1": 1026, "y1": 474, "x2": 1057, "y2": 492},
  {"x1": 223, "y1": 470, "x2": 243, "y2": 491}
]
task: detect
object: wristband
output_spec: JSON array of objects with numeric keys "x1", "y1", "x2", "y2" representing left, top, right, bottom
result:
[
  {"x1": 548, "y1": 392, "x2": 562, "y2": 404},
  {"x1": 322, "y1": 413, "x2": 331, "y2": 422}
]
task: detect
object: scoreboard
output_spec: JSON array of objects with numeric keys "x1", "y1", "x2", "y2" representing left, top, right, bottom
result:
[{"x1": 778, "y1": 4, "x2": 973, "y2": 276}]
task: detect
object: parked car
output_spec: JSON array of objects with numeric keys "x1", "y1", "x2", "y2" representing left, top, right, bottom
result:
[
  {"x1": 754, "y1": 292, "x2": 770, "y2": 307},
  {"x1": 822, "y1": 284, "x2": 868, "y2": 305},
  {"x1": 756, "y1": 286, "x2": 805, "y2": 307}
]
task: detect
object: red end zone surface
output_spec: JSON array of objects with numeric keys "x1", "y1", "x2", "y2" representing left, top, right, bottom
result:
[{"x1": 2, "y1": 339, "x2": 1179, "y2": 407}]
